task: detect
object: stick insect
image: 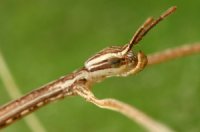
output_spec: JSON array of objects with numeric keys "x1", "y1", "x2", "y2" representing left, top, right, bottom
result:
[{"x1": 0, "y1": 6, "x2": 199, "y2": 131}]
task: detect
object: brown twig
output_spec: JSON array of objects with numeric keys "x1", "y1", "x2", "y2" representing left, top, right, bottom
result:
[{"x1": 148, "y1": 43, "x2": 200, "y2": 65}]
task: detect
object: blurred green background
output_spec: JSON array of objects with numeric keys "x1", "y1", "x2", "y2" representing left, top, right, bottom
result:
[{"x1": 0, "y1": 0, "x2": 200, "y2": 132}]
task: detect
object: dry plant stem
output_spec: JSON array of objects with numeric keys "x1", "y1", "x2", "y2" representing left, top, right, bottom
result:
[
  {"x1": 0, "y1": 51, "x2": 47, "y2": 132},
  {"x1": 148, "y1": 43, "x2": 200, "y2": 65}
]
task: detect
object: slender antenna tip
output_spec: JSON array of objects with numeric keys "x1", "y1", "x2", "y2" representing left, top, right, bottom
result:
[
  {"x1": 162, "y1": 6, "x2": 177, "y2": 18},
  {"x1": 169, "y1": 6, "x2": 177, "y2": 12}
]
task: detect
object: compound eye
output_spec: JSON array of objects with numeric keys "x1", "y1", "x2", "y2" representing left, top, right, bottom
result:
[{"x1": 109, "y1": 58, "x2": 122, "y2": 68}]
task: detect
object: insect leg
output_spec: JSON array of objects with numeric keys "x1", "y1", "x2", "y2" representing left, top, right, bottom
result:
[
  {"x1": 123, "y1": 51, "x2": 148, "y2": 76},
  {"x1": 74, "y1": 85, "x2": 173, "y2": 132}
]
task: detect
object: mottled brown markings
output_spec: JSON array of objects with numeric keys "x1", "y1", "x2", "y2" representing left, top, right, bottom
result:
[
  {"x1": 0, "y1": 86, "x2": 49, "y2": 116},
  {"x1": 90, "y1": 59, "x2": 109, "y2": 67},
  {"x1": 86, "y1": 46, "x2": 124, "y2": 62},
  {"x1": 5, "y1": 118, "x2": 13, "y2": 124},
  {"x1": 36, "y1": 102, "x2": 44, "y2": 107},
  {"x1": 89, "y1": 55, "x2": 137, "y2": 72},
  {"x1": 0, "y1": 87, "x2": 67, "y2": 128},
  {"x1": 0, "y1": 69, "x2": 84, "y2": 116},
  {"x1": 89, "y1": 60, "x2": 125, "y2": 72},
  {"x1": 20, "y1": 109, "x2": 29, "y2": 116},
  {"x1": 89, "y1": 63, "x2": 112, "y2": 72},
  {"x1": 0, "y1": 68, "x2": 88, "y2": 128}
]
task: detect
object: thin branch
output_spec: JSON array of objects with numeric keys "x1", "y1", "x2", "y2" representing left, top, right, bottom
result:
[
  {"x1": 148, "y1": 43, "x2": 200, "y2": 65},
  {"x1": 0, "y1": 51, "x2": 47, "y2": 132}
]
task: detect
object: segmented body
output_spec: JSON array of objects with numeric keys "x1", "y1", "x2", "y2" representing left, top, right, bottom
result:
[{"x1": 0, "y1": 68, "x2": 89, "y2": 128}]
